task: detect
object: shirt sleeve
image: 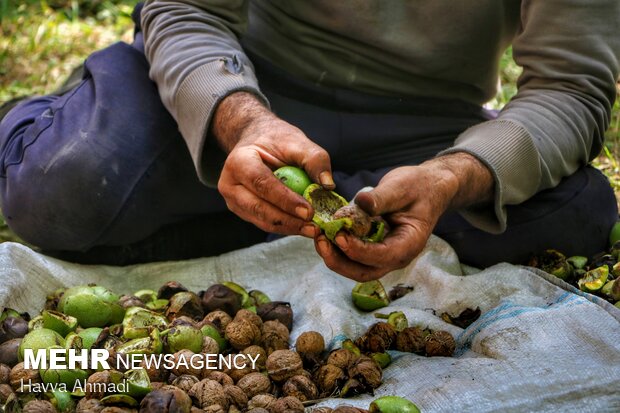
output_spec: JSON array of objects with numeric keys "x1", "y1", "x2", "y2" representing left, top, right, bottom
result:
[
  {"x1": 439, "y1": 0, "x2": 620, "y2": 233},
  {"x1": 141, "y1": 0, "x2": 268, "y2": 186}
]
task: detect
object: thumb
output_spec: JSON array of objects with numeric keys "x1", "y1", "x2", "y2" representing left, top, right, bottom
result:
[
  {"x1": 355, "y1": 176, "x2": 412, "y2": 216},
  {"x1": 296, "y1": 142, "x2": 335, "y2": 190}
]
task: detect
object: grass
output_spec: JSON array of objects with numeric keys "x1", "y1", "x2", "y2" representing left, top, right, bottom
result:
[{"x1": 0, "y1": 1, "x2": 619, "y2": 247}]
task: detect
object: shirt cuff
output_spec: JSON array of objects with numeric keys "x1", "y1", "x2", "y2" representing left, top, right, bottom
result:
[
  {"x1": 175, "y1": 59, "x2": 269, "y2": 187},
  {"x1": 438, "y1": 119, "x2": 541, "y2": 234}
]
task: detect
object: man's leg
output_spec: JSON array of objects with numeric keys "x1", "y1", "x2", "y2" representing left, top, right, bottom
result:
[{"x1": 0, "y1": 37, "x2": 264, "y2": 264}]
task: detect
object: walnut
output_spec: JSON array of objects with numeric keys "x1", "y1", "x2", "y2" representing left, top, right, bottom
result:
[
  {"x1": 282, "y1": 375, "x2": 318, "y2": 402},
  {"x1": 86, "y1": 371, "x2": 113, "y2": 399},
  {"x1": 347, "y1": 356, "x2": 382, "y2": 390},
  {"x1": 118, "y1": 295, "x2": 145, "y2": 309},
  {"x1": 234, "y1": 309, "x2": 263, "y2": 330},
  {"x1": 269, "y1": 396, "x2": 305, "y2": 413},
  {"x1": 247, "y1": 409, "x2": 270, "y2": 413},
  {"x1": 171, "y1": 350, "x2": 202, "y2": 377},
  {"x1": 190, "y1": 407, "x2": 204, "y2": 413},
  {"x1": 101, "y1": 408, "x2": 138, "y2": 413},
  {"x1": 141, "y1": 357, "x2": 170, "y2": 382},
  {"x1": 332, "y1": 204, "x2": 373, "y2": 238},
  {"x1": 355, "y1": 322, "x2": 397, "y2": 353},
  {"x1": 223, "y1": 384, "x2": 248, "y2": 408},
  {"x1": 425, "y1": 330, "x2": 456, "y2": 357},
  {"x1": 202, "y1": 336, "x2": 220, "y2": 354},
  {"x1": 242, "y1": 345, "x2": 268, "y2": 370},
  {"x1": 158, "y1": 281, "x2": 188, "y2": 299},
  {"x1": 200, "y1": 285, "x2": 242, "y2": 316},
  {"x1": 170, "y1": 316, "x2": 199, "y2": 328},
  {"x1": 204, "y1": 371, "x2": 234, "y2": 386},
  {"x1": 150, "y1": 382, "x2": 166, "y2": 391},
  {"x1": 225, "y1": 319, "x2": 262, "y2": 350},
  {"x1": 22, "y1": 400, "x2": 56, "y2": 413},
  {"x1": 396, "y1": 327, "x2": 427, "y2": 354},
  {"x1": 326, "y1": 349, "x2": 357, "y2": 370},
  {"x1": 262, "y1": 321, "x2": 290, "y2": 354},
  {"x1": 295, "y1": 331, "x2": 324, "y2": 355},
  {"x1": 332, "y1": 407, "x2": 368, "y2": 413},
  {"x1": 247, "y1": 394, "x2": 277, "y2": 410},
  {"x1": 203, "y1": 405, "x2": 225, "y2": 413},
  {"x1": 0, "y1": 383, "x2": 14, "y2": 404},
  {"x1": 172, "y1": 375, "x2": 200, "y2": 393},
  {"x1": 0, "y1": 364, "x2": 10, "y2": 384},
  {"x1": 266, "y1": 350, "x2": 303, "y2": 382},
  {"x1": 189, "y1": 379, "x2": 229, "y2": 410},
  {"x1": 257, "y1": 302, "x2": 293, "y2": 331},
  {"x1": 9, "y1": 362, "x2": 40, "y2": 392},
  {"x1": 312, "y1": 408, "x2": 334, "y2": 413},
  {"x1": 314, "y1": 364, "x2": 346, "y2": 397},
  {"x1": 166, "y1": 292, "x2": 204, "y2": 321},
  {"x1": 0, "y1": 339, "x2": 20, "y2": 367},
  {"x1": 227, "y1": 354, "x2": 258, "y2": 382},
  {"x1": 237, "y1": 372, "x2": 272, "y2": 398},
  {"x1": 139, "y1": 386, "x2": 193, "y2": 413},
  {"x1": 202, "y1": 311, "x2": 233, "y2": 331},
  {"x1": 76, "y1": 397, "x2": 104, "y2": 413}
]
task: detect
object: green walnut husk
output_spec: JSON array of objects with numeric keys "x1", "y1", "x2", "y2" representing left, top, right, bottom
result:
[
  {"x1": 567, "y1": 256, "x2": 588, "y2": 270},
  {"x1": 274, "y1": 165, "x2": 313, "y2": 195},
  {"x1": 116, "y1": 329, "x2": 163, "y2": 355},
  {"x1": 28, "y1": 315, "x2": 44, "y2": 331},
  {"x1": 57, "y1": 285, "x2": 125, "y2": 328},
  {"x1": 166, "y1": 325, "x2": 203, "y2": 353},
  {"x1": 123, "y1": 368, "x2": 152, "y2": 398},
  {"x1": 77, "y1": 327, "x2": 103, "y2": 350},
  {"x1": 376, "y1": 311, "x2": 408, "y2": 332},
  {"x1": 609, "y1": 221, "x2": 620, "y2": 247},
  {"x1": 39, "y1": 347, "x2": 88, "y2": 386},
  {"x1": 46, "y1": 389, "x2": 76, "y2": 413},
  {"x1": 533, "y1": 249, "x2": 574, "y2": 281},
  {"x1": 370, "y1": 352, "x2": 392, "y2": 368},
  {"x1": 578, "y1": 266, "x2": 609, "y2": 293},
  {"x1": 101, "y1": 394, "x2": 139, "y2": 407},
  {"x1": 601, "y1": 279, "x2": 620, "y2": 301},
  {"x1": 41, "y1": 310, "x2": 78, "y2": 337},
  {"x1": 122, "y1": 307, "x2": 168, "y2": 339},
  {"x1": 249, "y1": 290, "x2": 271, "y2": 306},
  {"x1": 134, "y1": 289, "x2": 158, "y2": 303},
  {"x1": 64, "y1": 333, "x2": 83, "y2": 351},
  {"x1": 303, "y1": 183, "x2": 385, "y2": 242},
  {"x1": 200, "y1": 323, "x2": 228, "y2": 351},
  {"x1": 342, "y1": 339, "x2": 362, "y2": 357},
  {"x1": 352, "y1": 281, "x2": 390, "y2": 311},
  {"x1": 222, "y1": 281, "x2": 252, "y2": 308},
  {"x1": 369, "y1": 396, "x2": 421, "y2": 413},
  {"x1": 18, "y1": 328, "x2": 66, "y2": 361}
]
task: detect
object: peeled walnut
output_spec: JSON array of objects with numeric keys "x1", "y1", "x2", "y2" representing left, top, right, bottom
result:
[
  {"x1": 223, "y1": 384, "x2": 248, "y2": 409},
  {"x1": 200, "y1": 285, "x2": 242, "y2": 316},
  {"x1": 295, "y1": 331, "x2": 324, "y2": 355},
  {"x1": 22, "y1": 400, "x2": 56, "y2": 413},
  {"x1": 0, "y1": 364, "x2": 10, "y2": 384},
  {"x1": 355, "y1": 322, "x2": 397, "y2": 353},
  {"x1": 225, "y1": 319, "x2": 261, "y2": 350},
  {"x1": 171, "y1": 350, "x2": 202, "y2": 377},
  {"x1": 347, "y1": 356, "x2": 382, "y2": 390},
  {"x1": 236, "y1": 372, "x2": 272, "y2": 398},
  {"x1": 189, "y1": 379, "x2": 229, "y2": 410},
  {"x1": 76, "y1": 397, "x2": 104, "y2": 413},
  {"x1": 332, "y1": 204, "x2": 373, "y2": 238},
  {"x1": 332, "y1": 407, "x2": 368, "y2": 413},
  {"x1": 139, "y1": 386, "x2": 193, "y2": 413},
  {"x1": 262, "y1": 320, "x2": 290, "y2": 354},
  {"x1": 204, "y1": 371, "x2": 234, "y2": 386},
  {"x1": 326, "y1": 349, "x2": 357, "y2": 370},
  {"x1": 282, "y1": 375, "x2": 318, "y2": 402},
  {"x1": 257, "y1": 302, "x2": 293, "y2": 331},
  {"x1": 314, "y1": 364, "x2": 346, "y2": 397},
  {"x1": 119, "y1": 295, "x2": 145, "y2": 309},
  {"x1": 266, "y1": 350, "x2": 303, "y2": 382},
  {"x1": 234, "y1": 309, "x2": 263, "y2": 330},
  {"x1": 269, "y1": 396, "x2": 305, "y2": 413},
  {"x1": 9, "y1": 362, "x2": 40, "y2": 392},
  {"x1": 86, "y1": 371, "x2": 114, "y2": 399},
  {"x1": 0, "y1": 384, "x2": 14, "y2": 404},
  {"x1": 425, "y1": 330, "x2": 456, "y2": 357},
  {"x1": 0, "y1": 339, "x2": 20, "y2": 367},
  {"x1": 227, "y1": 354, "x2": 258, "y2": 382},
  {"x1": 172, "y1": 375, "x2": 200, "y2": 393},
  {"x1": 158, "y1": 281, "x2": 189, "y2": 299},
  {"x1": 141, "y1": 357, "x2": 170, "y2": 382},
  {"x1": 101, "y1": 408, "x2": 138, "y2": 413},
  {"x1": 312, "y1": 408, "x2": 334, "y2": 413},
  {"x1": 170, "y1": 316, "x2": 198, "y2": 328},
  {"x1": 202, "y1": 311, "x2": 233, "y2": 332},
  {"x1": 242, "y1": 345, "x2": 267, "y2": 370},
  {"x1": 167, "y1": 292, "x2": 204, "y2": 321},
  {"x1": 246, "y1": 409, "x2": 270, "y2": 413},
  {"x1": 203, "y1": 406, "x2": 225, "y2": 413},
  {"x1": 202, "y1": 336, "x2": 220, "y2": 354},
  {"x1": 396, "y1": 327, "x2": 427, "y2": 354},
  {"x1": 247, "y1": 394, "x2": 276, "y2": 410}
]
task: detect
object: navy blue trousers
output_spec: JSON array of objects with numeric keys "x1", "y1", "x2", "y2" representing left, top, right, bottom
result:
[{"x1": 0, "y1": 33, "x2": 617, "y2": 267}]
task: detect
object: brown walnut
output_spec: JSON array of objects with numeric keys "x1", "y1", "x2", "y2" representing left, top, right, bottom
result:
[
  {"x1": 282, "y1": 375, "x2": 319, "y2": 402},
  {"x1": 9, "y1": 362, "x2": 40, "y2": 392},
  {"x1": 236, "y1": 372, "x2": 272, "y2": 398},
  {"x1": 189, "y1": 379, "x2": 229, "y2": 410},
  {"x1": 425, "y1": 330, "x2": 456, "y2": 357},
  {"x1": 266, "y1": 350, "x2": 303, "y2": 382},
  {"x1": 226, "y1": 319, "x2": 261, "y2": 350},
  {"x1": 22, "y1": 400, "x2": 56, "y2": 413},
  {"x1": 202, "y1": 311, "x2": 233, "y2": 331},
  {"x1": 269, "y1": 396, "x2": 305, "y2": 413}
]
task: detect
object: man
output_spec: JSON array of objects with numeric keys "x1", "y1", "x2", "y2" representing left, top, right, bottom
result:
[{"x1": 0, "y1": 1, "x2": 618, "y2": 279}]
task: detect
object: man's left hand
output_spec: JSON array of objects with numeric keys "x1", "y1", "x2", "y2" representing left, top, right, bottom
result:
[{"x1": 314, "y1": 152, "x2": 494, "y2": 281}]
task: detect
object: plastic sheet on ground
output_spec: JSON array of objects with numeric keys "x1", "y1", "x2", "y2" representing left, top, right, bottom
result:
[{"x1": 1, "y1": 235, "x2": 619, "y2": 412}]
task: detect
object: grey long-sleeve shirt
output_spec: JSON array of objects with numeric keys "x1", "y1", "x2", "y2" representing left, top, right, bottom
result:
[{"x1": 141, "y1": 0, "x2": 620, "y2": 233}]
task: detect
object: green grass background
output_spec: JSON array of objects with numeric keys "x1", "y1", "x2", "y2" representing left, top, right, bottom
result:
[{"x1": 1, "y1": 0, "x2": 619, "y2": 245}]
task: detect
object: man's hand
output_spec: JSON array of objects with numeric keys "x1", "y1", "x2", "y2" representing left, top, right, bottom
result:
[
  {"x1": 314, "y1": 152, "x2": 494, "y2": 281},
  {"x1": 213, "y1": 92, "x2": 334, "y2": 237}
]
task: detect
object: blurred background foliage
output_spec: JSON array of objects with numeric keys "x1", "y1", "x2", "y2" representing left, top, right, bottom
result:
[{"x1": 0, "y1": 0, "x2": 619, "y2": 244}]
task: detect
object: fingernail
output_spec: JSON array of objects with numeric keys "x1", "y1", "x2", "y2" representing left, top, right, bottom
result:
[
  {"x1": 335, "y1": 235, "x2": 348, "y2": 249},
  {"x1": 295, "y1": 206, "x2": 311, "y2": 220},
  {"x1": 300, "y1": 224, "x2": 316, "y2": 238},
  {"x1": 319, "y1": 171, "x2": 335, "y2": 188}
]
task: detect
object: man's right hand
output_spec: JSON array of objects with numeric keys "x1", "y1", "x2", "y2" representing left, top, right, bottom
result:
[{"x1": 212, "y1": 92, "x2": 334, "y2": 237}]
